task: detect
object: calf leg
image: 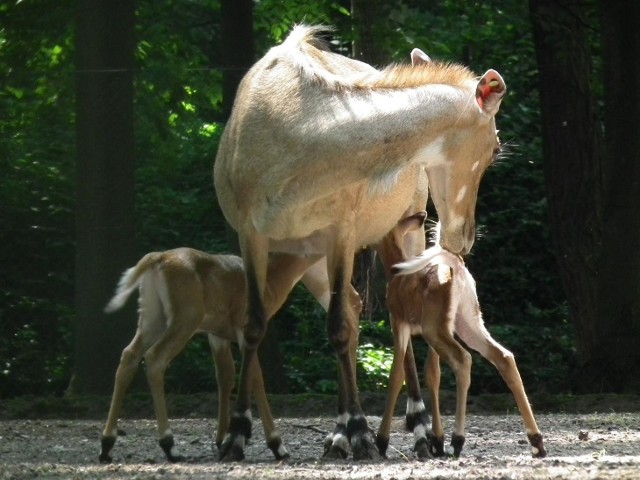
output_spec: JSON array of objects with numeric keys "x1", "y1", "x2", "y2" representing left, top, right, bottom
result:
[
  {"x1": 402, "y1": 339, "x2": 432, "y2": 459},
  {"x1": 424, "y1": 346, "x2": 446, "y2": 456},
  {"x1": 209, "y1": 335, "x2": 235, "y2": 450},
  {"x1": 144, "y1": 316, "x2": 200, "y2": 462},
  {"x1": 376, "y1": 322, "x2": 412, "y2": 458},
  {"x1": 457, "y1": 323, "x2": 546, "y2": 458},
  {"x1": 251, "y1": 354, "x2": 289, "y2": 459},
  {"x1": 426, "y1": 332, "x2": 472, "y2": 458},
  {"x1": 99, "y1": 332, "x2": 146, "y2": 463}
]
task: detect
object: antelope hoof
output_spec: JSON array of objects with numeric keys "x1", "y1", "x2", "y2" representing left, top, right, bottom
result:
[
  {"x1": 323, "y1": 444, "x2": 349, "y2": 460},
  {"x1": 99, "y1": 435, "x2": 116, "y2": 464},
  {"x1": 218, "y1": 435, "x2": 246, "y2": 462},
  {"x1": 414, "y1": 437, "x2": 434, "y2": 460},
  {"x1": 427, "y1": 433, "x2": 446, "y2": 457},
  {"x1": 323, "y1": 424, "x2": 349, "y2": 459},
  {"x1": 351, "y1": 433, "x2": 382, "y2": 461},
  {"x1": 528, "y1": 432, "x2": 547, "y2": 458},
  {"x1": 346, "y1": 415, "x2": 381, "y2": 460}
]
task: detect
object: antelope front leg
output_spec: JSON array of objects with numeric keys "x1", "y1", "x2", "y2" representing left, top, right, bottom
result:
[
  {"x1": 322, "y1": 302, "x2": 368, "y2": 459},
  {"x1": 325, "y1": 242, "x2": 380, "y2": 460},
  {"x1": 219, "y1": 233, "x2": 270, "y2": 462}
]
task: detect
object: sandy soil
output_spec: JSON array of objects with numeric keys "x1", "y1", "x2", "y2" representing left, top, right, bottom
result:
[{"x1": 1, "y1": 397, "x2": 640, "y2": 479}]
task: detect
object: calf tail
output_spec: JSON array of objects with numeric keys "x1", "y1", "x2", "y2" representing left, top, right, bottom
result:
[
  {"x1": 391, "y1": 246, "x2": 461, "y2": 277},
  {"x1": 104, "y1": 252, "x2": 163, "y2": 313}
]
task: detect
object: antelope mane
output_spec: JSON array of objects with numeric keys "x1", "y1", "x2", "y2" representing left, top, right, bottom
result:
[{"x1": 283, "y1": 24, "x2": 476, "y2": 93}]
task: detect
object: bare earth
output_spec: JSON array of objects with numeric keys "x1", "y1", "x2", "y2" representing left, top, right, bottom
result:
[{"x1": 1, "y1": 394, "x2": 639, "y2": 479}]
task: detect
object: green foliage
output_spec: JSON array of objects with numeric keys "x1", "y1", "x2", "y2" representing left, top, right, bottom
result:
[
  {"x1": 356, "y1": 319, "x2": 394, "y2": 391},
  {"x1": 279, "y1": 285, "x2": 339, "y2": 394},
  {"x1": 0, "y1": 1, "x2": 76, "y2": 397},
  {"x1": 1, "y1": 0, "x2": 577, "y2": 398}
]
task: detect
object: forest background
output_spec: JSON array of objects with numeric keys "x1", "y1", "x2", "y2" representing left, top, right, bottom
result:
[{"x1": 2, "y1": 0, "x2": 638, "y2": 402}]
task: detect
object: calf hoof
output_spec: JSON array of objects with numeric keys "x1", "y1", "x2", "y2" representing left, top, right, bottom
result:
[
  {"x1": 267, "y1": 436, "x2": 290, "y2": 461},
  {"x1": 528, "y1": 432, "x2": 547, "y2": 458},
  {"x1": 159, "y1": 435, "x2": 185, "y2": 463},
  {"x1": 450, "y1": 434, "x2": 465, "y2": 458},
  {"x1": 375, "y1": 434, "x2": 389, "y2": 458},
  {"x1": 99, "y1": 435, "x2": 116, "y2": 463}
]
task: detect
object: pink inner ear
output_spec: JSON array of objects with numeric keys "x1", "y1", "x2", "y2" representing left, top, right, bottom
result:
[
  {"x1": 476, "y1": 84, "x2": 491, "y2": 109},
  {"x1": 479, "y1": 83, "x2": 493, "y2": 99}
]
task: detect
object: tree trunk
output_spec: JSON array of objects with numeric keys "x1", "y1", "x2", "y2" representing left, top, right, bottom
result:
[
  {"x1": 529, "y1": 0, "x2": 603, "y2": 385},
  {"x1": 71, "y1": 0, "x2": 137, "y2": 394},
  {"x1": 593, "y1": 0, "x2": 640, "y2": 392}
]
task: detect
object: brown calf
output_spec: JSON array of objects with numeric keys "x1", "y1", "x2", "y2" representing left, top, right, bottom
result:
[
  {"x1": 375, "y1": 212, "x2": 546, "y2": 459},
  {"x1": 99, "y1": 248, "x2": 358, "y2": 463}
]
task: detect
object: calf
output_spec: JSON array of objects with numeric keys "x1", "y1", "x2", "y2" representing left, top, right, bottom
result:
[
  {"x1": 99, "y1": 248, "x2": 353, "y2": 463},
  {"x1": 375, "y1": 212, "x2": 546, "y2": 459}
]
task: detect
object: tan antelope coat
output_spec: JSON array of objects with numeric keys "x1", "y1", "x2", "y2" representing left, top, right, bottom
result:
[{"x1": 213, "y1": 25, "x2": 506, "y2": 461}]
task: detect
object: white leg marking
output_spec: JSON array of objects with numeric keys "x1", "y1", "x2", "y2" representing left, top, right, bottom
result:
[
  {"x1": 336, "y1": 412, "x2": 349, "y2": 425},
  {"x1": 413, "y1": 424, "x2": 427, "y2": 442},
  {"x1": 406, "y1": 398, "x2": 426, "y2": 416}
]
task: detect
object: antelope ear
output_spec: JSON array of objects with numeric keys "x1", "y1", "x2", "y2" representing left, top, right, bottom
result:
[
  {"x1": 476, "y1": 69, "x2": 506, "y2": 115},
  {"x1": 411, "y1": 48, "x2": 431, "y2": 66}
]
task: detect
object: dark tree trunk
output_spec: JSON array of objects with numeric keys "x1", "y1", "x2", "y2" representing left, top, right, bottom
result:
[
  {"x1": 593, "y1": 0, "x2": 640, "y2": 392},
  {"x1": 220, "y1": 0, "x2": 254, "y2": 120},
  {"x1": 219, "y1": 0, "x2": 288, "y2": 394},
  {"x1": 350, "y1": 0, "x2": 389, "y2": 66},
  {"x1": 529, "y1": 0, "x2": 603, "y2": 386},
  {"x1": 349, "y1": 0, "x2": 388, "y2": 321},
  {"x1": 72, "y1": 0, "x2": 136, "y2": 394}
]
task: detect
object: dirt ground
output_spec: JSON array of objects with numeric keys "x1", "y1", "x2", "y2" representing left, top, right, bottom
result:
[{"x1": 1, "y1": 393, "x2": 639, "y2": 479}]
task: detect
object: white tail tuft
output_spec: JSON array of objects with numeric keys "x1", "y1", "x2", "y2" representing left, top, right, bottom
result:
[
  {"x1": 104, "y1": 267, "x2": 139, "y2": 313},
  {"x1": 392, "y1": 247, "x2": 448, "y2": 276}
]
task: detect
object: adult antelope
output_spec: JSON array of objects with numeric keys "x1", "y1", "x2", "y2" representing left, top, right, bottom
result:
[
  {"x1": 99, "y1": 248, "x2": 355, "y2": 462},
  {"x1": 214, "y1": 24, "x2": 506, "y2": 460},
  {"x1": 376, "y1": 212, "x2": 546, "y2": 459}
]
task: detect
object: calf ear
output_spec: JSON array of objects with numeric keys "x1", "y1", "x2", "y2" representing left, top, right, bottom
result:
[
  {"x1": 398, "y1": 211, "x2": 427, "y2": 235},
  {"x1": 476, "y1": 69, "x2": 506, "y2": 115},
  {"x1": 411, "y1": 48, "x2": 431, "y2": 66}
]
